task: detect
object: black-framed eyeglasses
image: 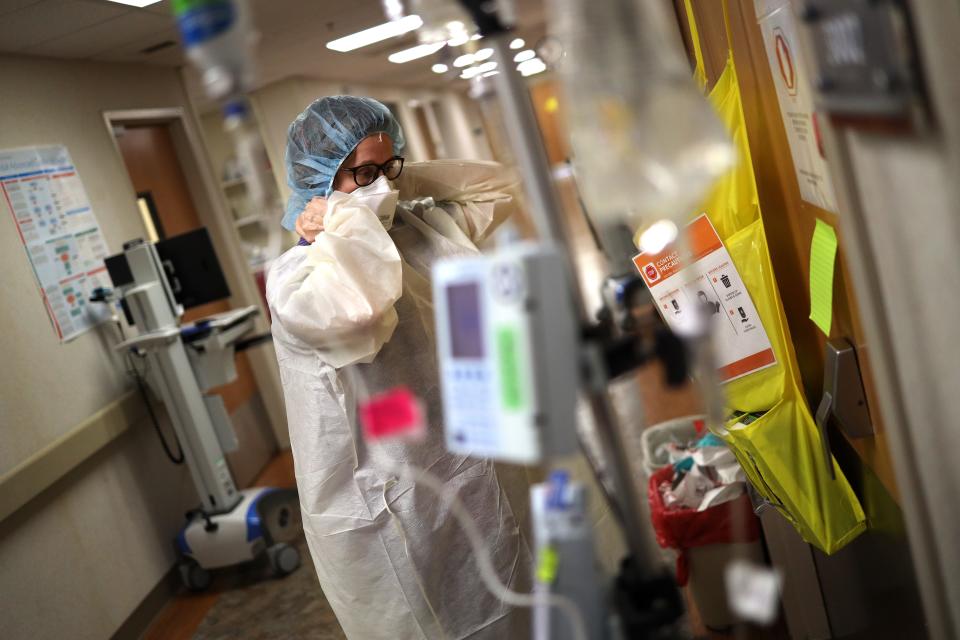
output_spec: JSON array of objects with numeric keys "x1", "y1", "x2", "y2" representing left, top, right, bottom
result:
[{"x1": 341, "y1": 156, "x2": 404, "y2": 188}]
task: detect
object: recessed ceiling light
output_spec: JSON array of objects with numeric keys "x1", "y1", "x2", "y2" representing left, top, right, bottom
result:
[
  {"x1": 106, "y1": 0, "x2": 162, "y2": 6},
  {"x1": 447, "y1": 33, "x2": 470, "y2": 47},
  {"x1": 432, "y1": 63, "x2": 449, "y2": 74},
  {"x1": 509, "y1": 38, "x2": 525, "y2": 50},
  {"x1": 474, "y1": 48, "x2": 494, "y2": 61},
  {"x1": 327, "y1": 15, "x2": 423, "y2": 52},
  {"x1": 517, "y1": 57, "x2": 546, "y2": 77},
  {"x1": 471, "y1": 34, "x2": 482, "y2": 41},
  {"x1": 514, "y1": 49, "x2": 535, "y2": 62},
  {"x1": 453, "y1": 53, "x2": 475, "y2": 68},
  {"x1": 461, "y1": 65, "x2": 484, "y2": 80},
  {"x1": 388, "y1": 42, "x2": 446, "y2": 64},
  {"x1": 382, "y1": 0, "x2": 405, "y2": 22},
  {"x1": 639, "y1": 220, "x2": 679, "y2": 254}
]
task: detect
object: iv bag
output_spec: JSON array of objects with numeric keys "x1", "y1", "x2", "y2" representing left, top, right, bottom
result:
[{"x1": 547, "y1": 0, "x2": 735, "y2": 234}]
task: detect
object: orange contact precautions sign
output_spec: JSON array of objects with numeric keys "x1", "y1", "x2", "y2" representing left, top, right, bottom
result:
[{"x1": 634, "y1": 215, "x2": 777, "y2": 382}]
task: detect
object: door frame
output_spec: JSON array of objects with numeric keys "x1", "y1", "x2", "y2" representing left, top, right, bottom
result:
[
  {"x1": 807, "y1": 0, "x2": 960, "y2": 631},
  {"x1": 101, "y1": 107, "x2": 289, "y2": 449}
]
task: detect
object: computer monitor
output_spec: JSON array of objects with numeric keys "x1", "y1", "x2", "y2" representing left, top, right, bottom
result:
[
  {"x1": 156, "y1": 228, "x2": 231, "y2": 310},
  {"x1": 104, "y1": 252, "x2": 134, "y2": 288}
]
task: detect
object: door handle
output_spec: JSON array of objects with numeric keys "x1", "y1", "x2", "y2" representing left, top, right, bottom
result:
[
  {"x1": 814, "y1": 390, "x2": 837, "y2": 480},
  {"x1": 824, "y1": 339, "x2": 873, "y2": 439},
  {"x1": 814, "y1": 338, "x2": 875, "y2": 480}
]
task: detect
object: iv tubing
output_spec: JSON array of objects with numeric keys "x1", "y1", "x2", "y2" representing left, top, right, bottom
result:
[{"x1": 376, "y1": 453, "x2": 589, "y2": 640}]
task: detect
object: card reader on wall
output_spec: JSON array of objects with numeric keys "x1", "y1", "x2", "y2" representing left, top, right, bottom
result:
[{"x1": 432, "y1": 244, "x2": 579, "y2": 464}]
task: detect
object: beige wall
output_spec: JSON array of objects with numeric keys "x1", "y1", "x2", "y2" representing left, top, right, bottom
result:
[
  {"x1": 0, "y1": 54, "x2": 255, "y2": 638},
  {"x1": 432, "y1": 92, "x2": 494, "y2": 161},
  {"x1": 200, "y1": 110, "x2": 235, "y2": 182}
]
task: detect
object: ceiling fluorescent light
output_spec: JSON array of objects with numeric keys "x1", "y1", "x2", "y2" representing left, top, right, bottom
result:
[
  {"x1": 514, "y1": 49, "x2": 535, "y2": 62},
  {"x1": 460, "y1": 66, "x2": 484, "y2": 80},
  {"x1": 474, "y1": 48, "x2": 494, "y2": 61},
  {"x1": 509, "y1": 38, "x2": 525, "y2": 50},
  {"x1": 432, "y1": 63, "x2": 449, "y2": 73},
  {"x1": 389, "y1": 42, "x2": 445, "y2": 63},
  {"x1": 517, "y1": 58, "x2": 546, "y2": 77},
  {"x1": 453, "y1": 53, "x2": 475, "y2": 68},
  {"x1": 106, "y1": 0, "x2": 162, "y2": 6},
  {"x1": 462, "y1": 61, "x2": 497, "y2": 80},
  {"x1": 327, "y1": 14, "x2": 423, "y2": 52}
]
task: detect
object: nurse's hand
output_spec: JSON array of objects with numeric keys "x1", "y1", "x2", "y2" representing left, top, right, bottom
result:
[{"x1": 296, "y1": 197, "x2": 327, "y2": 244}]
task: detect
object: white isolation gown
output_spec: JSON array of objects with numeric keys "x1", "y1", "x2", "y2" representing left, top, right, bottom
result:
[{"x1": 267, "y1": 161, "x2": 532, "y2": 639}]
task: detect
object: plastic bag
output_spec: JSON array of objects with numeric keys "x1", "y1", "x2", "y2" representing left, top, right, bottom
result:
[{"x1": 648, "y1": 466, "x2": 760, "y2": 586}]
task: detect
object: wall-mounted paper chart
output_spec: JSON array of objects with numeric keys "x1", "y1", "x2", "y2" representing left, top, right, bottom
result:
[{"x1": 1, "y1": 145, "x2": 112, "y2": 342}]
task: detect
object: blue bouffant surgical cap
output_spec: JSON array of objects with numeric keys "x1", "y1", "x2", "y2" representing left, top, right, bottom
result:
[{"x1": 282, "y1": 95, "x2": 405, "y2": 230}]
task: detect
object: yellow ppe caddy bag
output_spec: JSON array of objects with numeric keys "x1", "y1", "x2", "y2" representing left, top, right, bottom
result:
[{"x1": 678, "y1": 0, "x2": 866, "y2": 554}]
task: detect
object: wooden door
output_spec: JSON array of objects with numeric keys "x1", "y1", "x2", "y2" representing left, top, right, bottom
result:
[
  {"x1": 115, "y1": 124, "x2": 257, "y2": 415},
  {"x1": 674, "y1": 0, "x2": 900, "y2": 501},
  {"x1": 673, "y1": 1, "x2": 927, "y2": 636}
]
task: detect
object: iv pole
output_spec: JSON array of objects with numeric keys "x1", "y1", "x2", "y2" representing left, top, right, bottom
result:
[{"x1": 457, "y1": 0, "x2": 657, "y2": 575}]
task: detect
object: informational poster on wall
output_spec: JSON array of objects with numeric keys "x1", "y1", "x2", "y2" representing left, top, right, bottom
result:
[
  {"x1": 633, "y1": 214, "x2": 777, "y2": 382},
  {"x1": 756, "y1": 0, "x2": 840, "y2": 214},
  {"x1": 0, "y1": 145, "x2": 112, "y2": 342}
]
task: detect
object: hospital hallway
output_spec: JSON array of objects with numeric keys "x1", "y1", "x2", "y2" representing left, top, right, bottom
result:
[{"x1": 1, "y1": 0, "x2": 957, "y2": 638}]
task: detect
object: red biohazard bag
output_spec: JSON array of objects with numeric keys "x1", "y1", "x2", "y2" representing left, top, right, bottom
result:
[{"x1": 647, "y1": 466, "x2": 761, "y2": 585}]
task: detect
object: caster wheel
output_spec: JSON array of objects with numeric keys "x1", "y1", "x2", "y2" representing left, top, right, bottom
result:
[
  {"x1": 267, "y1": 542, "x2": 300, "y2": 577},
  {"x1": 179, "y1": 559, "x2": 212, "y2": 591}
]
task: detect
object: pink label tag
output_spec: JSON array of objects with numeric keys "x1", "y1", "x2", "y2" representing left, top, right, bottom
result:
[{"x1": 359, "y1": 386, "x2": 426, "y2": 442}]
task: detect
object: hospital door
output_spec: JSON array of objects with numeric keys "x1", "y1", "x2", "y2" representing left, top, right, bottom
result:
[
  {"x1": 115, "y1": 123, "x2": 276, "y2": 486},
  {"x1": 674, "y1": 1, "x2": 930, "y2": 637}
]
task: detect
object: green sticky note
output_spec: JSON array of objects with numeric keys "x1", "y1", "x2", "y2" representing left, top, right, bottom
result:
[{"x1": 809, "y1": 219, "x2": 838, "y2": 336}]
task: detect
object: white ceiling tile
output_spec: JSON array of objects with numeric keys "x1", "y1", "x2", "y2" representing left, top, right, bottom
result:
[
  {"x1": 0, "y1": 0, "x2": 127, "y2": 51},
  {"x1": 135, "y1": 41, "x2": 182, "y2": 64},
  {"x1": 22, "y1": 9, "x2": 172, "y2": 58},
  {"x1": 251, "y1": 0, "x2": 376, "y2": 37},
  {"x1": 0, "y1": 0, "x2": 543, "y2": 93},
  {"x1": 0, "y1": 0, "x2": 43, "y2": 18},
  {"x1": 142, "y1": 0, "x2": 170, "y2": 16},
  {"x1": 90, "y1": 24, "x2": 180, "y2": 61}
]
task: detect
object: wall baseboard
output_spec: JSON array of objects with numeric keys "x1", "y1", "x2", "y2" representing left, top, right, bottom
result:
[{"x1": 110, "y1": 564, "x2": 181, "y2": 640}]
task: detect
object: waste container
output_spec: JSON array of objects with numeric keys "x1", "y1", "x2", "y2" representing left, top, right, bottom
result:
[
  {"x1": 647, "y1": 464, "x2": 764, "y2": 630},
  {"x1": 639, "y1": 415, "x2": 704, "y2": 477}
]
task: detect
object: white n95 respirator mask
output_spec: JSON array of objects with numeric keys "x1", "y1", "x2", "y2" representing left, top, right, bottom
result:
[{"x1": 349, "y1": 175, "x2": 400, "y2": 230}]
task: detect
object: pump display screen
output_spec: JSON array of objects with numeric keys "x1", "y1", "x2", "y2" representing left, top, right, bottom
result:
[{"x1": 446, "y1": 283, "x2": 484, "y2": 358}]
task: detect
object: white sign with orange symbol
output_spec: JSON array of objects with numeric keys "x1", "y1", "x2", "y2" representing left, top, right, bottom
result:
[
  {"x1": 634, "y1": 215, "x2": 777, "y2": 382},
  {"x1": 756, "y1": 0, "x2": 839, "y2": 214}
]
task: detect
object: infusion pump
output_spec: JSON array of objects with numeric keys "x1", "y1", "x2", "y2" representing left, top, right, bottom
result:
[{"x1": 432, "y1": 244, "x2": 579, "y2": 464}]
